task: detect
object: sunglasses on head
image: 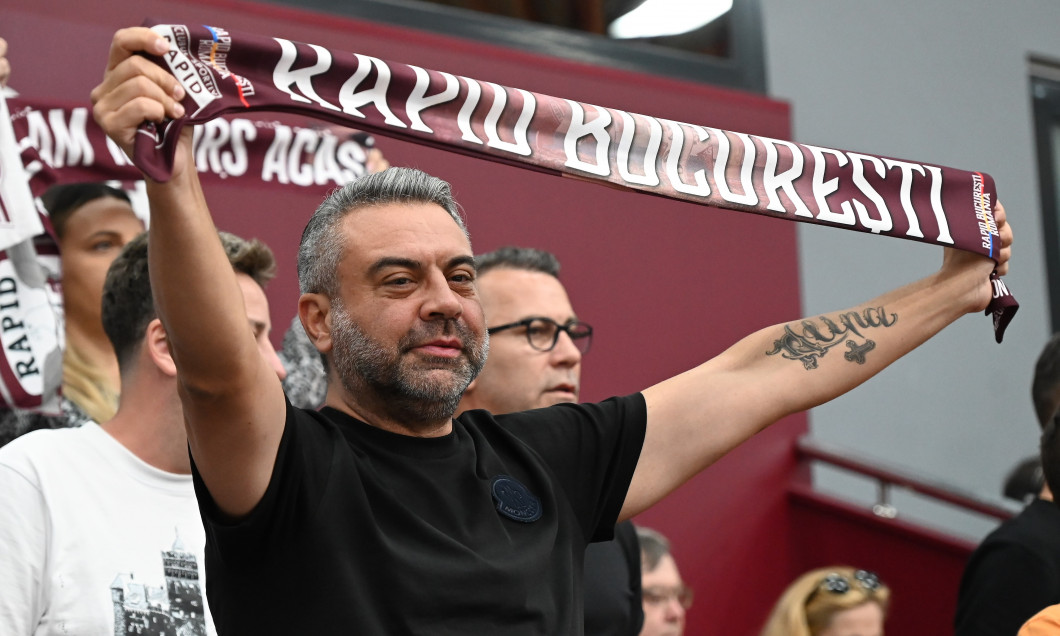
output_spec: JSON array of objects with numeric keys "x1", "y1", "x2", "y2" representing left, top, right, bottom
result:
[{"x1": 806, "y1": 570, "x2": 881, "y2": 605}]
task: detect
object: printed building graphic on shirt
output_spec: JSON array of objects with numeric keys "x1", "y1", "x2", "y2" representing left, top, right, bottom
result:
[{"x1": 109, "y1": 532, "x2": 207, "y2": 636}]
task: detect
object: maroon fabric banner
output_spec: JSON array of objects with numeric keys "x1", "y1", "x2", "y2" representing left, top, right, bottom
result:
[
  {"x1": 10, "y1": 97, "x2": 378, "y2": 200},
  {"x1": 131, "y1": 21, "x2": 1017, "y2": 340},
  {"x1": 0, "y1": 97, "x2": 377, "y2": 414}
]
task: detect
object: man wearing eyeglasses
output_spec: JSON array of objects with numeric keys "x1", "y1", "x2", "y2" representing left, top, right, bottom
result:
[
  {"x1": 637, "y1": 526, "x2": 690, "y2": 636},
  {"x1": 457, "y1": 246, "x2": 643, "y2": 636},
  {"x1": 458, "y1": 247, "x2": 591, "y2": 416}
]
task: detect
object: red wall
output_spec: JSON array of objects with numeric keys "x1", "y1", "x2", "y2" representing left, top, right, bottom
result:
[
  {"x1": 2, "y1": 0, "x2": 805, "y2": 632},
  {"x1": 788, "y1": 483, "x2": 977, "y2": 636}
]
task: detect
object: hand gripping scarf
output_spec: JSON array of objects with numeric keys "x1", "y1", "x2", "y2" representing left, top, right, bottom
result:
[
  {"x1": 132, "y1": 21, "x2": 1018, "y2": 342},
  {"x1": 0, "y1": 93, "x2": 379, "y2": 418}
]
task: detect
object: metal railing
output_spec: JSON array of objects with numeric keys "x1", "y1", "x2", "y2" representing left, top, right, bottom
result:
[{"x1": 796, "y1": 436, "x2": 1017, "y2": 522}]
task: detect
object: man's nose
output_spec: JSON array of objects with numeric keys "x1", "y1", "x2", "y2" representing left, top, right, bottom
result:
[
  {"x1": 664, "y1": 597, "x2": 685, "y2": 621},
  {"x1": 421, "y1": 272, "x2": 463, "y2": 320},
  {"x1": 264, "y1": 342, "x2": 287, "y2": 381},
  {"x1": 549, "y1": 329, "x2": 582, "y2": 367}
]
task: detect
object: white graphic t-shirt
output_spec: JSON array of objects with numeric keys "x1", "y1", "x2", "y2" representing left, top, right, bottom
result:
[{"x1": 0, "y1": 424, "x2": 213, "y2": 635}]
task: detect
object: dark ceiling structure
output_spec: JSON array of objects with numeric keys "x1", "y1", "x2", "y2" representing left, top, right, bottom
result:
[
  {"x1": 415, "y1": 0, "x2": 730, "y2": 57},
  {"x1": 255, "y1": 0, "x2": 765, "y2": 92}
]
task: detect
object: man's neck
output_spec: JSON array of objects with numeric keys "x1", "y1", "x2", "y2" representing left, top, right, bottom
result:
[
  {"x1": 1041, "y1": 482, "x2": 1053, "y2": 502},
  {"x1": 324, "y1": 384, "x2": 454, "y2": 438},
  {"x1": 101, "y1": 380, "x2": 190, "y2": 474}
]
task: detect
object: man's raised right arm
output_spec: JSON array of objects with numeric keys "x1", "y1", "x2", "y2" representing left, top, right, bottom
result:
[{"x1": 91, "y1": 28, "x2": 286, "y2": 518}]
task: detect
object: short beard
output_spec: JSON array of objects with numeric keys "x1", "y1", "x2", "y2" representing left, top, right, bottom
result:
[{"x1": 329, "y1": 302, "x2": 488, "y2": 426}]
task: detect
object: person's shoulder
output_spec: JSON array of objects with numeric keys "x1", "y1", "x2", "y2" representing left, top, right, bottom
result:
[
  {"x1": 466, "y1": 396, "x2": 647, "y2": 457},
  {"x1": 1019, "y1": 603, "x2": 1060, "y2": 634},
  {"x1": 456, "y1": 408, "x2": 501, "y2": 427},
  {"x1": 311, "y1": 404, "x2": 374, "y2": 434},
  {"x1": 467, "y1": 395, "x2": 647, "y2": 441},
  {"x1": 1026, "y1": 497, "x2": 1060, "y2": 518},
  {"x1": 971, "y1": 500, "x2": 1060, "y2": 565},
  {"x1": 995, "y1": 499, "x2": 1060, "y2": 537},
  {"x1": 462, "y1": 405, "x2": 571, "y2": 439},
  {"x1": 0, "y1": 423, "x2": 94, "y2": 462},
  {"x1": 0, "y1": 399, "x2": 91, "y2": 448},
  {"x1": 1017, "y1": 499, "x2": 1060, "y2": 550},
  {"x1": 497, "y1": 394, "x2": 647, "y2": 423},
  {"x1": 0, "y1": 425, "x2": 98, "y2": 493},
  {"x1": 305, "y1": 404, "x2": 387, "y2": 452}
]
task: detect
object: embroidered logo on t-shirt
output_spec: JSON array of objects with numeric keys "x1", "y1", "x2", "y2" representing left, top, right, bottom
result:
[{"x1": 490, "y1": 475, "x2": 542, "y2": 523}]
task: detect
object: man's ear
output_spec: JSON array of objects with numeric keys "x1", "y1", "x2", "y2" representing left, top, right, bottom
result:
[
  {"x1": 144, "y1": 318, "x2": 176, "y2": 377},
  {"x1": 299, "y1": 293, "x2": 333, "y2": 355}
]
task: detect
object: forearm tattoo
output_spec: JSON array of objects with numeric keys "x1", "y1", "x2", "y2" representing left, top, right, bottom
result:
[{"x1": 765, "y1": 307, "x2": 897, "y2": 370}]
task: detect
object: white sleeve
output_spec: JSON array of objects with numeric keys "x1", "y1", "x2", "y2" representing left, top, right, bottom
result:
[{"x1": 0, "y1": 460, "x2": 49, "y2": 635}]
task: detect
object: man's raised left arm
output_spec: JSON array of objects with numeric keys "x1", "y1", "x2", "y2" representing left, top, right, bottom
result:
[{"x1": 620, "y1": 202, "x2": 1012, "y2": 520}]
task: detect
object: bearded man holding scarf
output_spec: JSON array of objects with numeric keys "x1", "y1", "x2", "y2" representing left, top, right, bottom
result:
[{"x1": 91, "y1": 27, "x2": 1011, "y2": 635}]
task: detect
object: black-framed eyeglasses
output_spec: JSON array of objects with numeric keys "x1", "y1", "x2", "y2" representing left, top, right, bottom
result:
[
  {"x1": 807, "y1": 570, "x2": 882, "y2": 605},
  {"x1": 486, "y1": 317, "x2": 593, "y2": 354}
]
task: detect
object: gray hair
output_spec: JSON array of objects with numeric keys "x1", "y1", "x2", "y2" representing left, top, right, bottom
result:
[
  {"x1": 636, "y1": 526, "x2": 672, "y2": 572},
  {"x1": 297, "y1": 167, "x2": 469, "y2": 296},
  {"x1": 475, "y1": 245, "x2": 561, "y2": 279}
]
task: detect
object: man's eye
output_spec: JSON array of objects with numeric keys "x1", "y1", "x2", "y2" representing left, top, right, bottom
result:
[
  {"x1": 91, "y1": 240, "x2": 117, "y2": 252},
  {"x1": 387, "y1": 277, "x2": 413, "y2": 286}
]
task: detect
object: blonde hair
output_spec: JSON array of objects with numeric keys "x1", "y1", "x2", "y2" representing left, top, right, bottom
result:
[
  {"x1": 759, "y1": 566, "x2": 890, "y2": 636},
  {"x1": 62, "y1": 340, "x2": 119, "y2": 424}
]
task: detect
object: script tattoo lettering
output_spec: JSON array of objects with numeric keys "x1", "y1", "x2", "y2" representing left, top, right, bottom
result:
[{"x1": 765, "y1": 307, "x2": 897, "y2": 370}]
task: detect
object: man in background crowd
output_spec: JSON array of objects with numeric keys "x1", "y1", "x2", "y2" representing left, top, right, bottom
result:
[
  {"x1": 0, "y1": 37, "x2": 9, "y2": 87},
  {"x1": 456, "y1": 246, "x2": 643, "y2": 635},
  {"x1": 956, "y1": 332, "x2": 1060, "y2": 635},
  {"x1": 637, "y1": 526, "x2": 690, "y2": 636},
  {"x1": 0, "y1": 231, "x2": 285, "y2": 634}
]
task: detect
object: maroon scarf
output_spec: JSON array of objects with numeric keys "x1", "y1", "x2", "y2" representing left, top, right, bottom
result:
[
  {"x1": 133, "y1": 21, "x2": 1017, "y2": 341},
  {"x1": 10, "y1": 97, "x2": 378, "y2": 201},
  {"x1": 0, "y1": 97, "x2": 376, "y2": 413}
]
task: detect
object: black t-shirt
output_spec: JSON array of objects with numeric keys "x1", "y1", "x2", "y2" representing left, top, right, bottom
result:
[
  {"x1": 193, "y1": 394, "x2": 646, "y2": 635},
  {"x1": 954, "y1": 498, "x2": 1060, "y2": 636},
  {"x1": 583, "y1": 520, "x2": 643, "y2": 636}
]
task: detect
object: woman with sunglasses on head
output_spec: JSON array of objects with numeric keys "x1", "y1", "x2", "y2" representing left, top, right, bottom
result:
[{"x1": 759, "y1": 566, "x2": 890, "y2": 636}]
